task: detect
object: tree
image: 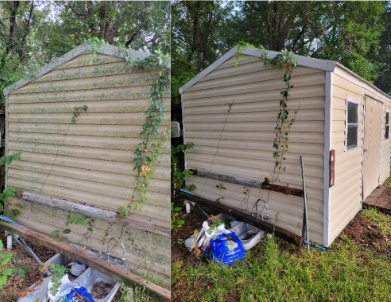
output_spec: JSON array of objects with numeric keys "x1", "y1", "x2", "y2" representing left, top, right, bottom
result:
[
  {"x1": 0, "y1": 1, "x2": 170, "y2": 108},
  {"x1": 222, "y1": 1, "x2": 387, "y2": 82},
  {"x1": 374, "y1": 6, "x2": 391, "y2": 95},
  {"x1": 171, "y1": 1, "x2": 233, "y2": 103}
]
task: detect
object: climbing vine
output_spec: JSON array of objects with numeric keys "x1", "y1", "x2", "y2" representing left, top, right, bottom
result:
[
  {"x1": 0, "y1": 152, "x2": 23, "y2": 219},
  {"x1": 236, "y1": 42, "x2": 298, "y2": 183},
  {"x1": 85, "y1": 37, "x2": 170, "y2": 215},
  {"x1": 71, "y1": 105, "x2": 88, "y2": 123},
  {"x1": 51, "y1": 214, "x2": 94, "y2": 244}
]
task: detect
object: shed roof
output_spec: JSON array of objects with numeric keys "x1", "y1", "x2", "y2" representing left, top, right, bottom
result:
[
  {"x1": 3, "y1": 42, "x2": 152, "y2": 96},
  {"x1": 179, "y1": 45, "x2": 391, "y2": 102}
]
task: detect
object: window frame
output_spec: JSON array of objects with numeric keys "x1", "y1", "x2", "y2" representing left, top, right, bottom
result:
[
  {"x1": 345, "y1": 95, "x2": 360, "y2": 151},
  {"x1": 385, "y1": 110, "x2": 390, "y2": 140}
]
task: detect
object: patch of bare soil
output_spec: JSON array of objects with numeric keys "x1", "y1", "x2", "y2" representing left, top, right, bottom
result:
[
  {"x1": 0, "y1": 230, "x2": 56, "y2": 302},
  {"x1": 90, "y1": 281, "x2": 114, "y2": 299},
  {"x1": 335, "y1": 213, "x2": 391, "y2": 256}
]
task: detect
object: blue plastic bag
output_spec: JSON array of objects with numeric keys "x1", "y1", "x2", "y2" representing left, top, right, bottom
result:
[
  {"x1": 64, "y1": 287, "x2": 95, "y2": 302},
  {"x1": 205, "y1": 232, "x2": 245, "y2": 266}
]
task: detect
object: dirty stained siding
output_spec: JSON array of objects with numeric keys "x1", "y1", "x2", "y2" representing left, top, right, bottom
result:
[
  {"x1": 6, "y1": 51, "x2": 171, "y2": 285},
  {"x1": 329, "y1": 66, "x2": 391, "y2": 243},
  {"x1": 183, "y1": 54, "x2": 326, "y2": 244}
]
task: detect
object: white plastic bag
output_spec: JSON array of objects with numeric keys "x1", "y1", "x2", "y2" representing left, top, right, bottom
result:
[{"x1": 197, "y1": 221, "x2": 229, "y2": 249}]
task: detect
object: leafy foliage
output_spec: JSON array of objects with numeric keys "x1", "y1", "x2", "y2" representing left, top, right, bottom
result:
[
  {"x1": 171, "y1": 143, "x2": 194, "y2": 189},
  {"x1": 171, "y1": 202, "x2": 184, "y2": 231},
  {"x1": 207, "y1": 217, "x2": 225, "y2": 235},
  {"x1": 0, "y1": 240, "x2": 12, "y2": 288},
  {"x1": 51, "y1": 213, "x2": 94, "y2": 244},
  {"x1": 39, "y1": 263, "x2": 66, "y2": 296},
  {"x1": 71, "y1": 105, "x2": 88, "y2": 123},
  {"x1": 0, "y1": 152, "x2": 21, "y2": 166},
  {"x1": 0, "y1": 152, "x2": 23, "y2": 218},
  {"x1": 1, "y1": 1, "x2": 170, "y2": 108}
]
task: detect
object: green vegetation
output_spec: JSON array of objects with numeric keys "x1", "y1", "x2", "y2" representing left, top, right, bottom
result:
[
  {"x1": 71, "y1": 105, "x2": 88, "y2": 123},
  {"x1": 207, "y1": 218, "x2": 225, "y2": 235},
  {"x1": 171, "y1": 202, "x2": 184, "y2": 231},
  {"x1": 172, "y1": 1, "x2": 391, "y2": 102},
  {"x1": 0, "y1": 240, "x2": 12, "y2": 287},
  {"x1": 171, "y1": 143, "x2": 194, "y2": 189},
  {"x1": 172, "y1": 208, "x2": 391, "y2": 301},
  {"x1": 51, "y1": 213, "x2": 94, "y2": 244}
]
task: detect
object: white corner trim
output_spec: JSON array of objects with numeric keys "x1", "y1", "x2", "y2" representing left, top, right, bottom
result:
[
  {"x1": 379, "y1": 103, "x2": 384, "y2": 185},
  {"x1": 345, "y1": 95, "x2": 361, "y2": 152},
  {"x1": 361, "y1": 96, "x2": 367, "y2": 210},
  {"x1": 323, "y1": 71, "x2": 333, "y2": 247},
  {"x1": 179, "y1": 45, "x2": 239, "y2": 94},
  {"x1": 4, "y1": 94, "x2": 8, "y2": 191},
  {"x1": 181, "y1": 93, "x2": 187, "y2": 171},
  {"x1": 3, "y1": 42, "x2": 155, "y2": 96}
]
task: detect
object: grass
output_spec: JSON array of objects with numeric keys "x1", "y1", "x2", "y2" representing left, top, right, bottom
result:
[{"x1": 172, "y1": 209, "x2": 391, "y2": 301}]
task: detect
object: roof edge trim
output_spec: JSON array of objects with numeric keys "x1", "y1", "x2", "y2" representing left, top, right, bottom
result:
[
  {"x1": 180, "y1": 45, "x2": 338, "y2": 93},
  {"x1": 335, "y1": 62, "x2": 391, "y2": 102}
]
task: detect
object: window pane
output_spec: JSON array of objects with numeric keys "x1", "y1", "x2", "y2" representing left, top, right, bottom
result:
[
  {"x1": 386, "y1": 112, "x2": 389, "y2": 125},
  {"x1": 347, "y1": 125, "x2": 358, "y2": 148},
  {"x1": 347, "y1": 102, "x2": 358, "y2": 123},
  {"x1": 386, "y1": 125, "x2": 390, "y2": 139}
]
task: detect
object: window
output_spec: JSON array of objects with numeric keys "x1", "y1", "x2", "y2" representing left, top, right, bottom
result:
[
  {"x1": 386, "y1": 110, "x2": 390, "y2": 139},
  {"x1": 345, "y1": 96, "x2": 360, "y2": 150}
]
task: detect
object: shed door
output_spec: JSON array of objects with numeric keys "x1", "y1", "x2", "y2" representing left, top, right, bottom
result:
[{"x1": 363, "y1": 97, "x2": 383, "y2": 199}]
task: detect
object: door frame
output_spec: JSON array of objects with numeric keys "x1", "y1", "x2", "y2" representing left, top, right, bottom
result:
[{"x1": 361, "y1": 94, "x2": 384, "y2": 208}]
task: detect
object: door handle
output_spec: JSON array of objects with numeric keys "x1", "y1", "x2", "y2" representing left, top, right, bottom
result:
[{"x1": 364, "y1": 148, "x2": 368, "y2": 152}]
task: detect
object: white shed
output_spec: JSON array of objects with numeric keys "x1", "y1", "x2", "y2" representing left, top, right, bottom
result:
[{"x1": 180, "y1": 45, "x2": 391, "y2": 247}]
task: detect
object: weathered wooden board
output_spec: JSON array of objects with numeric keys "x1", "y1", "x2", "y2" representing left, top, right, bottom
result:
[{"x1": 0, "y1": 220, "x2": 170, "y2": 301}]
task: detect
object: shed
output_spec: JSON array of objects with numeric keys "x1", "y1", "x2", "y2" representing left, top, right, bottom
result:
[
  {"x1": 3, "y1": 42, "x2": 170, "y2": 285},
  {"x1": 180, "y1": 45, "x2": 391, "y2": 247}
]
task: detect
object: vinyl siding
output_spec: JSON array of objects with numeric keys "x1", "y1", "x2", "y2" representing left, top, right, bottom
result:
[
  {"x1": 329, "y1": 67, "x2": 391, "y2": 244},
  {"x1": 183, "y1": 54, "x2": 326, "y2": 244},
  {"x1": 6, "y1": 51, "x2": 170, "y2": 286}
]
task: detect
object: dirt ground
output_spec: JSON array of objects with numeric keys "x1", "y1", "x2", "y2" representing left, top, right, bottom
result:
[
  {"x1": 335, "y1": 210, "x2": 391, "y2": 256},
  {"x1": 0, "y1": 230, "x2": 56, "y2": 302},
  {"x1": 171, "y1": 193, "x2": 391, "y2": 301},
  {"x1": 0, "y1": 230, "x2": 126, "y2": 302}
]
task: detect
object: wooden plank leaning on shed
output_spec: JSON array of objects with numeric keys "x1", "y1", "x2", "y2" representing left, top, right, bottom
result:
[
  {"x1": 0, "y1": 220, "x2": 171, "y2": 302},
  {"x1": 190, "y1": 169, "x2": 304, "y2": 197},
  {"x1": 15, "y1": 190, "x2": 170, "y2": 237},
  {"x1": 178, "y1": 190, "x2": 304, "y2": 247}
]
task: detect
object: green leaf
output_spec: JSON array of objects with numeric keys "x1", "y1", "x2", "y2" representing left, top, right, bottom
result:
[
  {"x1": 62, "y1": 229, "x2": 71, "y2": 234},
  {"x1": 50, "y1": 230, "x2": 60, "y2": 237},
  {"x1": 2, "y1": 253, "x2": 12, "y2": 258},
  {"x1": 2, "y1": 269, "x2": 12, "y2": 276},
  {"x1": 1, "y1": 258, "x2": 10, "y2": 266},
  {"x1": 5, "y1": 157, "x2": 12, "y2": 165},
  {"x1": 0, "y1": 277, "x2": 6, "y2": 286}
]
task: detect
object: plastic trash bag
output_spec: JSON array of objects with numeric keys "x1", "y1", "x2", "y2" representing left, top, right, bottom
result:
[
  {"x1": 63, "y1": 287, "x2": 95, "y2": 302},
  {"x1": 197, "y1": 221, "x2": 229, "y2": 249},
  {"x1": 205, "y1": 232, "x2": 245, "y2": 266}
]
